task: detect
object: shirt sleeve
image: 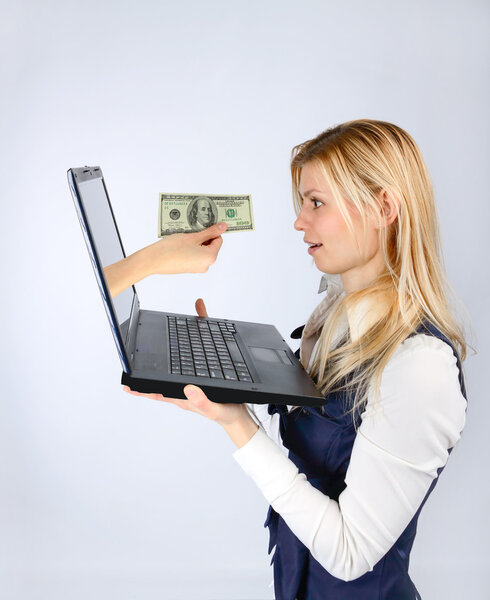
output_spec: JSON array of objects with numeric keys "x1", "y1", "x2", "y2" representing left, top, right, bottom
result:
[
  {"x1": 245, "y1": 403, "x2": 289, "y2": 455},
  {"x1": 232, "y1": 334, "x2": 467, "y2": 582}
]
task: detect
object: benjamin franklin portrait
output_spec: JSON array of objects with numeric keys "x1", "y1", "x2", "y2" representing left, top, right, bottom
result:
[{"x1": 187, "y1": 196, "x2": 218, "y2": 231}]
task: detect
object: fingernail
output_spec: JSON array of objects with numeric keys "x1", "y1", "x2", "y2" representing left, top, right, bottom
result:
[
  {"x1": 218, "y1": 223, "x2": 227, "y2": 230},
  {"x1": 185, "y1": 385, "x2": 197, "y2": 397}
]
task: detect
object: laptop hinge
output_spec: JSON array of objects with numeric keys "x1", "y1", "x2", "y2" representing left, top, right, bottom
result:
[{"x1": 126, "y1": 293, "x2": 141, "y2": 369}]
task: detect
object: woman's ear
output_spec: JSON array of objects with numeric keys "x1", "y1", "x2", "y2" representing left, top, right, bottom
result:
[{"x1": 376, "y1": 189, "x2": 400, "y2": 229}]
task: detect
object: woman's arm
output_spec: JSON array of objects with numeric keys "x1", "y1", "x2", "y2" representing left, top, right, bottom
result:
[
  {"x1": 104, "y1": 222, "x2": 227, "y2": 297},
  {"x1": 232, "y1": 334, "x2": 467, "y2": 581},
  {"x1": 244, "y1": 403, "x2": 288, "y2": 454}
]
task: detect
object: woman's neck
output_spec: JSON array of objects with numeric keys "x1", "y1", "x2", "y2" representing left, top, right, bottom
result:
[{"x1": 341, "y1": 251, "x2": 386, "y2": 295}]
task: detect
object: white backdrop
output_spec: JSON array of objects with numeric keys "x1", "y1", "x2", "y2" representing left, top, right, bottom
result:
[{"x1": 1, "y1": 1, "x2": 489, "y2": 598}]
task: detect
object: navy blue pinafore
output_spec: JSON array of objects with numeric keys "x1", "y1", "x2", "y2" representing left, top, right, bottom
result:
[{"x1": 264, "y1": 321, "x2": 467, "y2": 600}]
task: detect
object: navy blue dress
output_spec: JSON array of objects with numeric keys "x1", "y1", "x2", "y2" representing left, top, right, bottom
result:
[{"x1": 265, "y1": 321, "x2": 467, "y2": 600}]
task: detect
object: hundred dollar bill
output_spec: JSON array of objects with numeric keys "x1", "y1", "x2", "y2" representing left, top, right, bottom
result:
[{"x1": 158, "y1": 193, "x2": 254, "y2": 237}]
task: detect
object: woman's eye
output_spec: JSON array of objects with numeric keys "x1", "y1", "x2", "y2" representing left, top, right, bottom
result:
[{"x1": 311, "y1": 198, "x2": 322, "y2": 208}]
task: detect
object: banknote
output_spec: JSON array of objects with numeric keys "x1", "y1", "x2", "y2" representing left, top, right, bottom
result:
[{"x1": 158, "y1": 193, "x2": 254, "y2": 237}]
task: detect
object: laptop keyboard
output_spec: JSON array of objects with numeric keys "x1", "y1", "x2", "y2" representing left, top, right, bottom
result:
[{"x1": 168, "y1": 316, "x2": 253, "y2": 382}]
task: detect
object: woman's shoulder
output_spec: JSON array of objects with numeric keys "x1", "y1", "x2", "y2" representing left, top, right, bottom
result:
[
  {"x1": 387, "y1": 330, "x2": 460, "y2": 374},
  {"x1": 361, "y1": 331, "x2": 467, "y2": 457},
  {"x1": 374, "y1": 331, "x2": 467, "y2": 420}
]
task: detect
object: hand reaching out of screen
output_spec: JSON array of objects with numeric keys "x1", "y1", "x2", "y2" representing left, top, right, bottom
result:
[
  {"x1": 104, "y1": 222, "x2": 227, "y2": 297},
  {"x1": 148, "y1": 223, "x2": 227, "y2": 275}
]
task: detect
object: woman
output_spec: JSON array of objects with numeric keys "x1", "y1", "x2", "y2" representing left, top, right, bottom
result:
[{"x1": 124, "y1": 119, "x2": 468, "y2": 599}]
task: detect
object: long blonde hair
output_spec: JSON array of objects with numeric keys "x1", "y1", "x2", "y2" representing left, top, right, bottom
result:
[{"x1": 290, "y1": 119, "x2": 472, "y2": 423}]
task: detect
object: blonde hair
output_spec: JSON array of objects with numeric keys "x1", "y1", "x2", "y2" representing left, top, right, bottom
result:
[{"x1": 290, "y1": 119, "x2": 473, "y2": 423}]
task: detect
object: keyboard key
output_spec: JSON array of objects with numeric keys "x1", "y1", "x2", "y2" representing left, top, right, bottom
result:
[
  {"x1": 238, "y1": 374, "x2": 251, "y2": 382},
  {"x1": 222, "y1": 368, "x2": 238, "y2": 380},
  {"x1": 236, "y1": 370, "x2": 250, "y2": 377},
  {"x1": 209, "y1": 369, "x2": 224, "y2": 379},
  {"x1": 225, "y1": 340, "x2": 243, "y2": 363}
]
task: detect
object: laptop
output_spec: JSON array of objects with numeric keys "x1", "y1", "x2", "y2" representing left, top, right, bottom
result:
[{"x1": 67, "y1": 166, "x2": 324, "y2": 406}]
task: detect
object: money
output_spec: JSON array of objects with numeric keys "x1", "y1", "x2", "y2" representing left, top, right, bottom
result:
[{"x1": 158, "y1": 193, "x2": 254, "y2": 237}]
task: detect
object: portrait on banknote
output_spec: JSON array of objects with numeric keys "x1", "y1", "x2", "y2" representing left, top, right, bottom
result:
[{"x1": 187, "y1": 196, "x2": 218, "y2": 231}]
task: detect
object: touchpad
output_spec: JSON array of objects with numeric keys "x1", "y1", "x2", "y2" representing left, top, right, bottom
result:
[{"x1": 250, "y1": 347, "x2": 293, "y2": 365}]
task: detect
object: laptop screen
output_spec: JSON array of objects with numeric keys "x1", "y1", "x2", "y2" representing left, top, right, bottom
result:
[{"x1": 68, "y1": 168, "x2": 135, "y2": 372}]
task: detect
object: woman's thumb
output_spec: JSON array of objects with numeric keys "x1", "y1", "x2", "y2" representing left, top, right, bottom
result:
[
  {"x1": 195, "y1": 298, "x2": 209, "y2": 318},
  {"x1": 184, "y1": 385, "x2": 204, "y2": 403}
]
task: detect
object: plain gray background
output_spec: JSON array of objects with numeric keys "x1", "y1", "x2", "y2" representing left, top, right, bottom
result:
[{"x1": 1, "y1": 1, "x2": 488, "y2": 598}]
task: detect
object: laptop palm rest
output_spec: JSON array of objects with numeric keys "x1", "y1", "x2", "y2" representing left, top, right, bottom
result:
[{"x1": 249, "y1": 346, "x2": 293, "y2": 366}]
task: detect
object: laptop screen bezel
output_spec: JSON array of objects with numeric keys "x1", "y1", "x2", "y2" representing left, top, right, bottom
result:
[{"x1": 67, "y1": 166, "x2": 138, "y2": 373}]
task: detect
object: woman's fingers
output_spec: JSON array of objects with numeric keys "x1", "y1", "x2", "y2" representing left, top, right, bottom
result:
[
  {"x1": 123, "y1": 384, "x2": 245, "y2": 427},
  {"x1": 122, "y1": 386, "x2": 190, "y2": 409},
  {"x1": 122, "y1": 384, "x2": 214, "y2": 417},
  {"x1": 195, "y1": 297, "x2": 208, "y2": 318}
]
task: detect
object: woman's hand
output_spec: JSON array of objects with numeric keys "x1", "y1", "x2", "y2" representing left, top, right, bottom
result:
[
  {"x1": 122, "y1": 383, "x2": 249, "y2": 428},
  {"x1": 122, "y1": 382, "x2": 259, "y2": 448},
  {"x1": 144, "y1": 222, "x2": 228, "y2": 276}
]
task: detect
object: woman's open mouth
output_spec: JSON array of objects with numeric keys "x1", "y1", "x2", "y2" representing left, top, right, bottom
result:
[{"x1": 307, "y1": 243, "x2": 323, "y2": 255}]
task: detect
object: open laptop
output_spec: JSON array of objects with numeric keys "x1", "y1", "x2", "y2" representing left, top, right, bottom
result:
[{"x1": 67, "y1": 166, "x2": 324, "y2": 406}]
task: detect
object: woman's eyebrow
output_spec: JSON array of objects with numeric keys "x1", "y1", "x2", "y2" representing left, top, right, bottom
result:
[{"x1": 300, "y1": 188, "x2": 323, "y2": 199}]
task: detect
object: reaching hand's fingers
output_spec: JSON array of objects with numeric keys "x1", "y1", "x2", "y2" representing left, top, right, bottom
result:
[
  {"x1": 205, "y1": 235, "x2": 223, "y2": 254},
  {"x1": 197, "y1": 222, "x2": 227, "y2": 242},
  {"x1": 195, "y1": 297, "x2": 208, "y2": 317}
]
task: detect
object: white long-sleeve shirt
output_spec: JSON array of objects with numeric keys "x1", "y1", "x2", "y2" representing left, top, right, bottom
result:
[{"x1": 233, "y1": 286, "x2": 467, "y2": 582}]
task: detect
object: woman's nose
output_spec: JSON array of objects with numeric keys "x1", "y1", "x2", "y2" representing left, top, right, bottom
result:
[{"x1": 294, "y1": 207, "x2": 307, "y2": 231}]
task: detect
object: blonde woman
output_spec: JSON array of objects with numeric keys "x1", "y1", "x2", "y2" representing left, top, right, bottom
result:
[{"x1": 124, "y1": 120, "x2": 469, "y2": 600}]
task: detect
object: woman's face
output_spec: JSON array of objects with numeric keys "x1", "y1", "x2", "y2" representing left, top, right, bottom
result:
[{"x1": 294, "y1": 161, "x2": 383, "y2": 292}]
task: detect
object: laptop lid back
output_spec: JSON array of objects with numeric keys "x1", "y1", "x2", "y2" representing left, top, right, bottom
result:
[{"x1": 68, "y1": 166, "x2": 137, "y2": 373}]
